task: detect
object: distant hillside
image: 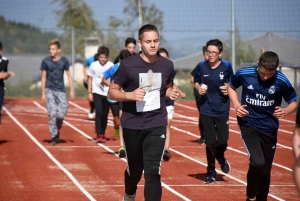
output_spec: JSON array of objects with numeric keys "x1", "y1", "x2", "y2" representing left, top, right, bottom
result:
[{"x1": 0, "y1": 16, "x2": 60, "y2": 54}]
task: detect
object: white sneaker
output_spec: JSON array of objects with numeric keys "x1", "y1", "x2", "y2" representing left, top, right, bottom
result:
[
  {"x1": 122, "y1": 193, "x2": 135, "y2": 201},
  {"x1": 88, "y1": 112, "x2": 95, "y2": 119}
]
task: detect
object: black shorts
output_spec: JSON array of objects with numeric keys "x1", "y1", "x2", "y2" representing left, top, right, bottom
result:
[{"x1": 109, "y1": 101, "x2": 120, "y2": 117}]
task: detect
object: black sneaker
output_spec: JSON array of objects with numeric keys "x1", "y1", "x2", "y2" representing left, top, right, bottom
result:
[
  {"x1": 218, "y1": 157, "x2": 231, "y2": 174},
  {"x1": 50, "y1": 133, "x2": 60, "y2": 145},
  {"x1": 246, "y1": 198, "x2": 256, "y2": 201},
  {"x1": 198, "y1": 136, "x2": 205, "y2": 144},
  {"x1": 163, "y1": 150, "x2": 171, "y2": 161},
  {"x1": 204, "y1": 173, "x2": 216, "y2": 184}
]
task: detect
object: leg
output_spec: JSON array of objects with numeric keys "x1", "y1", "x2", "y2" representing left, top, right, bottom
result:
[
  {"x1": 84, "y1": 80, "x2": 95, "y2": 116},
  {"x1": 45, "y1": 89, "x2": 59, "y2": 138},
  {"x1": 109, "y1": 102, "x2": 120, "y2": 139},
  {"x1": 164, "y1": 105, "x2": 174, "y2": 159},
  {"x1": 215, "y1": 116, "x2": 230, "y2": 173},
  {"x1": 240, "y1": 125, "x2": 265, "y2": 200},
  {"x1": 55, "y1": 91, "x2": 68, "y2": 131},
  {"x1": 195, "y1": 95, "x2": 205, "y2": 144},
  {"x1": 143, "y1": 126, "x2": 166, "y2": 201},
  {"x1": 258, "y1": 133, "x2": 277, "y2": 201},
  {"x1": 293, "y1": 155, "x2": 300, "y2": 194},
  {"x1": 200, "y1": 115, "x2": 217, "y2": 177},
  {"x1": 123, "y1": 128, "x2": 144, "y2": 196},
  {"x1": 0, "y1": 93, "x2": 4, "y2": 125}
]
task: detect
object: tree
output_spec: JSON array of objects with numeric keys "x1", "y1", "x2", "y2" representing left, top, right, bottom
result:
[
  {"x1": 222, "y1": 28, "x2": 257, "y2": 71},
  {"x1": 108, "y1": 0, "x2": 165, "y2": 41},
  {"x1": 52, "y1": 0, "x2": 99, "y2": 57}
]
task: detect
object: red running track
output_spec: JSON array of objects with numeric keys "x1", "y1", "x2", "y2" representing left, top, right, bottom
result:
[{"x1": 0, "y1": 98, "x2": 299, "y2": 201}]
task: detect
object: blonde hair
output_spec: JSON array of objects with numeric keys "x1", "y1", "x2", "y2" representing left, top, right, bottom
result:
[{"x1": 48, "y1": 39, "x2": 60, "y2": 48}]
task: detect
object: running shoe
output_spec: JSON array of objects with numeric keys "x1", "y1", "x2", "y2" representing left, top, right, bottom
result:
[
  {"x1": 198, "y1": 136, "x2": 205, "y2": 144},
  {"x1": 217, "y1": 157, "x2": 231, "y2": 174},
  {"x1": 163, "y1": 150, "x2": 171, "y2": 161},
  {"x1": 96, "y1": 134, "x2": 106, "y2": 143},
  {"x1": 204, "y1": 172, "x2": 216, "y2": 184},
  {"x1": 122, "y1": 193, "x2": 136, "y2": 201},
  {"x1": 118, "y1": 146, "x2": 126, "y2": 158}
]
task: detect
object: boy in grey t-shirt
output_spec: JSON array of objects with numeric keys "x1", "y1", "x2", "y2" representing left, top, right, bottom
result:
[{"x1": 40, "y1": 39, "x2": 74, "y2": 145}]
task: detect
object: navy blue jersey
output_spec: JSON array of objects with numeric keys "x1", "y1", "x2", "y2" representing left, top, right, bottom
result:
[
  {"x1": 0, "y1": 56, "x2": 9, "y2": 94},
  {"x1": 194, "y1": 60, "x2": 233, "y2": 117},
  {"x1": 230, "y1": 66, "x2": 298, "y2": 133}
]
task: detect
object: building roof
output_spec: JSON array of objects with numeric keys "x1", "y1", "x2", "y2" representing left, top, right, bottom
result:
[{"x1": 172, "y1": 32, "x2": 300, "y2": 70}]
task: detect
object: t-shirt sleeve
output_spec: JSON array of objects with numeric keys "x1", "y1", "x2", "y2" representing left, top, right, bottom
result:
[
  {"x1": 193, "y1": 64, "x2": 202, "y2": 84},
  {"x1": 64, "y1": 58, "x2": 70, "y2": 71},
  {"x1": 190, "y1": 66, "x2": 197, "y2": 76},
  {"x1": 229, "y1": 70, "x2": 242, "y2": 90},
  {"x1": 87, "y1": 63, "x2": 94, "y2": 77},
  {"x1": 296, "y1": 99, "x2": 300, "y2": 127},
  {"x1": 40, "y1": 59, "x2": 47, "y2": 71},
  {"x1": 4, "y1": 60, "x2": 8, "y2": 72},
  {"x1": 281, "y1": 79, "x2": 298, "y2": 104},
  {"x1": 112, "y1": 62, "x2": 127, "y2": 86}
]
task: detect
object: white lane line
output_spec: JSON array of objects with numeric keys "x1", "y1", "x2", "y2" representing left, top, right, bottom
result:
[
  {"x1": 35, "y1": 101, "x2": 192, "y2": 201},
  {"x1": 2, "y1": 106, "x2": 96, "y2": 201}
]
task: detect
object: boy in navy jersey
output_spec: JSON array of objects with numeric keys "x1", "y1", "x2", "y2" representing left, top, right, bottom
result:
[
  {"x1": 228, "y1": 51, "x2": 298, "y2": 201},
  {"x1": 194, "y1": 39, "x2": 233, "y2": 184},
  {"x1": 108, "y1": 24, "x2": 179, "y2": 201}
]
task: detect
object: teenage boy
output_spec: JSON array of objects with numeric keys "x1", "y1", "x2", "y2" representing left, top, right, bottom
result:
[
  {"x1": 102, "y1": 49, "x2": 131, "y2": 158},
  {"x1": 194, "y1": 39, "x2": 233, "y2": 183},
  {"x1": 108, "y1": 24, "x2": 179, "y2": 201},
  {"x1": 41, "y1": 39, "x2": 74, "y2": 145},
  {"x1": 0, "y1": 41, "x2": 15, "y2": 129},
  {"x1": 228, "y1": 51, "x2": 298, "y2": 201},
  {"x1": 113, "y1": 37, "x2": 136, "y2": 64},
  {"x1": 88, "y1": 46, "x2": 114, "y2": 143}
]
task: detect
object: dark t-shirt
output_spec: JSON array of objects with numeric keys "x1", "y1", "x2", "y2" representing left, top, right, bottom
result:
[
  {"x1": 0, "y1": 56, "x2": 9, "y2": 94},
  {"x1": 40, "y1": 56, "x2": 69, "y2": 92},
  {"x1": 112, "y1": 53, "x2": 174, "y2": 130}
]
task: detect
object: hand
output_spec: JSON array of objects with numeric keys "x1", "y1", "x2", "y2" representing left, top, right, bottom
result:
[
  {"x1": 70, "y1": 90, "x2": 75, "y2": 99},
  {"x1": 170, "y1": 87, "x2": 179, "y2": 100},
  {"x1": 8, "y1": 71, "x2": 15, "y2": 77},
  {"x1": 273, "y1": 106, "x2": 285, "y2": 118},
  {"x1": 220, "y1": 83, "x2": 228, "y2": 95},
  {"x1": 41, "y1": 93, "x2": 46, "y2": 103},
  {"x1": 127, "y1": 86, "x2": 146, "y2": 101},
  {"x1": 88, "y1": 93, "x2": 93, "y2": 102},
  {"x1": 198, "y1": 84, "x2": 207, "y2": 95},
  {"x1": 235, "y1": 105, "x2": 249, "y2": 117}
]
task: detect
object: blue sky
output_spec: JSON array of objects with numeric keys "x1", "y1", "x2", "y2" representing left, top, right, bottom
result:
[{"x1": 1, "y1": 0, "x2": 300, "y2": 57}]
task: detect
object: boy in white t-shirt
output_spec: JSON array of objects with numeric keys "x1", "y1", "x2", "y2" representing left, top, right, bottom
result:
[{"x1": 88, "y1": 46, "x2": 114, "y2": 143}]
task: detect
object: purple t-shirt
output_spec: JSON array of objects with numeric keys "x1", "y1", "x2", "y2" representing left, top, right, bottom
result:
[{"x1": 112, "y1": 53, "x2": 174, "y2": 130}]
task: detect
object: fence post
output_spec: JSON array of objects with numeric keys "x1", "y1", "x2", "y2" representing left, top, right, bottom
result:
[{"x1": 72, "y1": 27, "x2": 75, "y2": 96}]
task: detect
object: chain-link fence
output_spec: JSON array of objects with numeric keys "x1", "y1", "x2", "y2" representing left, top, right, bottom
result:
[{"x1": 1, "y1": 0, "x2": 300, "y2": 100}]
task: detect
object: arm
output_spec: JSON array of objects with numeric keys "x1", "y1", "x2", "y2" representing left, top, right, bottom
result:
[
  {"x1": 41, "y1": 71, "x2": 47, "y2": 103},
  {"x1": 88, "y1": 76, "x2": 93, "y2": 102},
  {"x1": 83, "y1": 65, "x2": 88, "y2": 83},
  {"x1": 190, "y1": 75, "x2": 194, "y2": 84},
  {"x1": 273, "y1": 101, "x2": 297, "y2": 118},
  {"x1": 108, "y1": 81, "x2": 146, "y2": 101},
  {"x1": 166, "y1": 83, "x2": 179, "y2": 100},
  {"x1": 65, "y1": 70, "x2": 74, "y2": 99},
  {"x1": 227, "y1": 84, "x2": 249, "y2": 117},
  {"x1": 102, "y1": 77, "x2": 110, "y2": 87},
  {"x1": 173, "y1": 84, "x2": 186, "y2": 98},
  {"x1": 293, "y1": 126, "x2": 300, "y2": 158}
]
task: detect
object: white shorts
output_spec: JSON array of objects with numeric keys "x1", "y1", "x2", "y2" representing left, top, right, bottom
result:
[{"x1": 166, "y1": 105, "x2": 174, "y2": 120}]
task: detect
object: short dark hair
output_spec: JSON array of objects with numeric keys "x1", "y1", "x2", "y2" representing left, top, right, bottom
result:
[
  {"x1": 202, "y1": 46, "x2": 207, "y2": 55},
  {"x1": 97, "y1": 46, "x2": 109, "y2": 57},
  {"x1": 206, "y1": 39, "x2": 223, "y2": 52},
  {"x1": 119, "y1": 49, "x2": 131, "y2": 61},
  {"x1": 158, "y1": 48, "x2": 169, "y2": 58},
  {"x1": 125, "y1": 37, "x2": 136, "y2": 47},
  {"x1": 0, "y1": 41, "x2": 2, "y2": 50},
  {"x1": 258, "y1": 51, "x2": 279, "y2": 71},
  {"x1": 138, "y1": 24, "x2": 159, "y2": 41}
]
